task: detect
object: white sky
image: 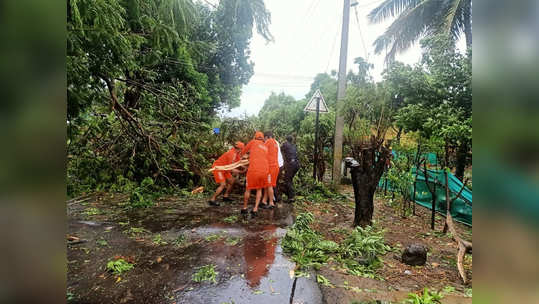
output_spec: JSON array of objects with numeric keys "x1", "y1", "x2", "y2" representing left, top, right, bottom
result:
[{"x1": 215, "y1": 0, "x2": 460, "y2": 118}]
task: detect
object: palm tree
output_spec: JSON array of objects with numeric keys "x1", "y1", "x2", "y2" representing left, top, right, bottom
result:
[
  {"x1": 218, "y1": 0, "x2": 274, "y2": 42},
  {"x1": 368, "y1": 0, "x2": 472, "y2": 62}
]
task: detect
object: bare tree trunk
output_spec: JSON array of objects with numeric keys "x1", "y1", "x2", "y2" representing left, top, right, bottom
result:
[
  {"x1": 353, "y1": 185, "x2": 376, "y2": 227},
  {"x1": 455, "y1": 142, "x2": 468, "y2": 181},
  {"x1": 464, "y1": 0, "x2": 472, "y2": 49}
]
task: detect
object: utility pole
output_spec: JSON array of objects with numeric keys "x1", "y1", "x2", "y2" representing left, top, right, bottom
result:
[
  {"x1": 332, "y1": 0, "x2": 351, "y2": 182},
  {"x1": 313, "y1": 96, "x2": 320, "y2": 180}
]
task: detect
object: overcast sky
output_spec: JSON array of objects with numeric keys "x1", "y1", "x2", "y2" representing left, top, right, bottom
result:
[{"x1": 215, "y1": 0, "x2": 441, "y2": 118}]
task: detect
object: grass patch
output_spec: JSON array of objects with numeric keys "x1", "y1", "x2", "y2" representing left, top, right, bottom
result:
[
  {"x1": 192, "y1": 264, "x2": 218, "y2": 283},
  {"x1": 106, "y1": 258, "x2": 134, "y2": 274}
]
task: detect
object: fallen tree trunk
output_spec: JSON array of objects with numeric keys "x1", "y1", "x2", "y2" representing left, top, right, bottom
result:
[
  {"x1": 208, "y1": 159, "x2": 249, "y2": 172},
  {"x1": 444, "y1": 171, "x2": 472, "y2": 284}
]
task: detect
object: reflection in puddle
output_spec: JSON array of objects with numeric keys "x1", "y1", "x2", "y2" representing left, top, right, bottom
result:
[{"x1": 243, "y1": 225, "x2": 277, "y2": 287}]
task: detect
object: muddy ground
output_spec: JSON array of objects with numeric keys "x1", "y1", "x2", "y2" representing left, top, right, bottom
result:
[
  {"x1": 296, "y1": 185, "x2": 472, "y2": 304},
  {"x1": 67, "y1": 193, "x2": 321, "y2": 304},
  {"x1": 67, "y1": 187, "x2": 472, "y2": 304}
]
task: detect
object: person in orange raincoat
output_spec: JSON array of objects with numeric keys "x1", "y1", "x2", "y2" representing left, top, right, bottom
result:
[
  {"x1": 240, "y1": 131, "x2": 270, "y2": 215},
  {"x1": 259, "y1": 131, "x2": 279, "y2": 209},
  {"x1": 209, "y1": 141, "x2": 245, "y2": 206}
]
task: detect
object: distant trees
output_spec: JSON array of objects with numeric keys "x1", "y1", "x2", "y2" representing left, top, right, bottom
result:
[{"x1": 385, "y1": 35, "x2": 472, "y2": 180}]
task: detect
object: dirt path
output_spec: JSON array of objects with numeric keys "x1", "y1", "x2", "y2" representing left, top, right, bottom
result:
[{"x1": 67, "y1": 193, "x2": 322, "y2": 304}]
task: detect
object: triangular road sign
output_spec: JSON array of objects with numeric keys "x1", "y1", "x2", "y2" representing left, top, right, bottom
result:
[{"x1": 304, "y1": 89, "x2": 329, "y2": 113}]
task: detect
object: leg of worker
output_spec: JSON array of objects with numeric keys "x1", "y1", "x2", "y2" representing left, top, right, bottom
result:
[
  {"x1": 223, "y1": 177, "x2": 235, "y2": 199},
  {"x1": 211, "y1": 181, "x2": 227, "y2": 201},
  {"x1": 283, "y1": 165, "x2": 293, "y2": 200},
  {"x1": 274, "y1": 167, "x2": 283, "y2": 202},
  {"x1": 267, "y1": 186, "x2": 275, "y2": 207},
  {"x1": 289, "y1": 163, "x2": 299, "y2": 200},
  {"x1": 261, "y1": 188, "x2": 268, "y2": 205},
  {"x1": 243, "y1": 189, "x2": 250, "y2": 211},
  {"x1": 253, "y1": 188, "x2": 263, "y2": 212}
]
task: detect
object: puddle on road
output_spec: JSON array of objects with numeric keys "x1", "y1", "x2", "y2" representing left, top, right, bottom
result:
[{"x1": 177, "y1": 224, "x2": 322, "y2": 304}]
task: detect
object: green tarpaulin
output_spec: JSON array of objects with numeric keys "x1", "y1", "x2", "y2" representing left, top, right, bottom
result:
[{"x1": 379, "y1": 167, "x2": 472, "y2": 226}]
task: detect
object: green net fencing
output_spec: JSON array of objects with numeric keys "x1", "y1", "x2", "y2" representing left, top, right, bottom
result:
[{"x1": 379, "y1": 167, "x2": 472, "y2": 226}]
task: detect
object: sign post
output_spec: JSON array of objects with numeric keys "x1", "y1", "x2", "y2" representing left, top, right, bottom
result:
[{"x1": 304, "y1": 89, "x2": 328, "y2": 181}]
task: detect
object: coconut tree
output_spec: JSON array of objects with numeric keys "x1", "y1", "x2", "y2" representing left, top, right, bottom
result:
[{"x1": 368, "y1": 0, "x2": 472, "y2": 61}]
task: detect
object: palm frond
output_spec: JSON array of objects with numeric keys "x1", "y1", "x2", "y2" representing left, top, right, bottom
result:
[
  {"x1": 373, "y1": 0, "x2": 443, "y2": 62},
  {"x1": 440, "y1": 0, "x2": 466, "y2": 41},
  {"x1": 368, "y1": 0, "x2": 423, "y2": 24}
]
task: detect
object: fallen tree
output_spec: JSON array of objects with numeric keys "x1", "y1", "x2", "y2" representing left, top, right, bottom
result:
[
  {"x1": 208, "y1": 159, "x2": 249, "y2": 172},
  {"x1": 443, "y1": 171, "x2": 472, "y2": 284}
]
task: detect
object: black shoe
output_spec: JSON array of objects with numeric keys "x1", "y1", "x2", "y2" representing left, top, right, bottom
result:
[
  {"x1": 208, "y1": 200, "x2": 220, "y2": 206},
  {"x1": 268, "y1": 205, "x2": 275, "y2": 210},
  {"x1": 240, "y1": 208, "x2": 248, "y2": 214},
  {"x1": 260, "y1": 203, "x2": 271, "y2": 209},
  {"x1": 222, "y1": 197, "x2": 233, "y2": 202},
  {"x1": 250, "y1": 210, "x2": 258, "y2": 217}
]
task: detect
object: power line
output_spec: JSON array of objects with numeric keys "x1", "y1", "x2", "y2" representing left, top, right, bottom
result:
[
  {"x1": 353, "y1": 6, "x2": 369, "y2": 62},
  {"x1": 325, "y1": 25, "x2": 340, "y2": 73}
]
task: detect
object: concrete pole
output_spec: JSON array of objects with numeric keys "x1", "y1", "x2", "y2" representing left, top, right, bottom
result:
[
  {"x1": 313, "y1": 97, "x2": 320, "y2": 180},
  {"x1": 332, "y1": 0, "x2": 350, "y2": 182}
]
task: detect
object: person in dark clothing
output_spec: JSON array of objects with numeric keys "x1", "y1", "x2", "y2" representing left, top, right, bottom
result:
[{"x1": 280, "y1": 135, "x2": 300, "y2": 202}]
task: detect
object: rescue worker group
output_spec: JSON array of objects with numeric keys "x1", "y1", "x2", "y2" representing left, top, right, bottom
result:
[{"x1": 208, "y1": 131, "x2": 300, "y2": 217}]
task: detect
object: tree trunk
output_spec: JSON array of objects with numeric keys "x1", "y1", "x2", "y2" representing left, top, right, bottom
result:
[
  {"x1": 396, "y1": 126, "x2": 403, "y2": 144},
  {"x1": 464, "y1": 0, "x2": 472, "y2": 49},
  {"x1": 455, "y1": 142, "x2": 468, "y2": 181},
  {"x1": 444, "y1": 141, "x2": 450, "y2": 169},
  {"x1": 353, "y1": 185, "x2": 375, "y2": 227}
]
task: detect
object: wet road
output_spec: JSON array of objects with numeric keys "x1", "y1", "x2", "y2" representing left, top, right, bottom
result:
[{"x1": 67, "y1": 194, "x2": 322, "y2": 304}]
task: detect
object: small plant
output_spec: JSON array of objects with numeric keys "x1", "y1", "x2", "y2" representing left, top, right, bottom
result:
[
  {"x1": 403, "y1": 288, "x2": 443, "y2": 304},
  {"x1": 192, "y1": 264, "x2": 218, "y2": 283},
  {"x1": 106, "y1": 258, "x2": 134, "y2": 274},
  {"x1": 152, "y1": 234, "x2": 167, "y2": 245},
  {"x1": 96, "y1": 238, "x2": 108, "y2": 246},
  {"x1": 223, "y1": 215, "x2": 238, "y2": 223},
  {"x1": 124, "y1": 227, "x2": 149, "y2": 237},
  {"x1": 205, "y1": 234, "x2": 223, "y2": 242},
  {"x1": 225, "y1": 237, "x2": 241, "y2": 246},
  {"x1": 441, "y1": 286, "x2": 455, "y2": 295},
  {"x1": 464, "y1": 288, "x2": 472, "y2": 297},
  {"x1": 316, "y1": 274, "x2": 334, "y2": 287},
  {"x1": 173, "y1": 234, "x2": 187, "y2": 247}
]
